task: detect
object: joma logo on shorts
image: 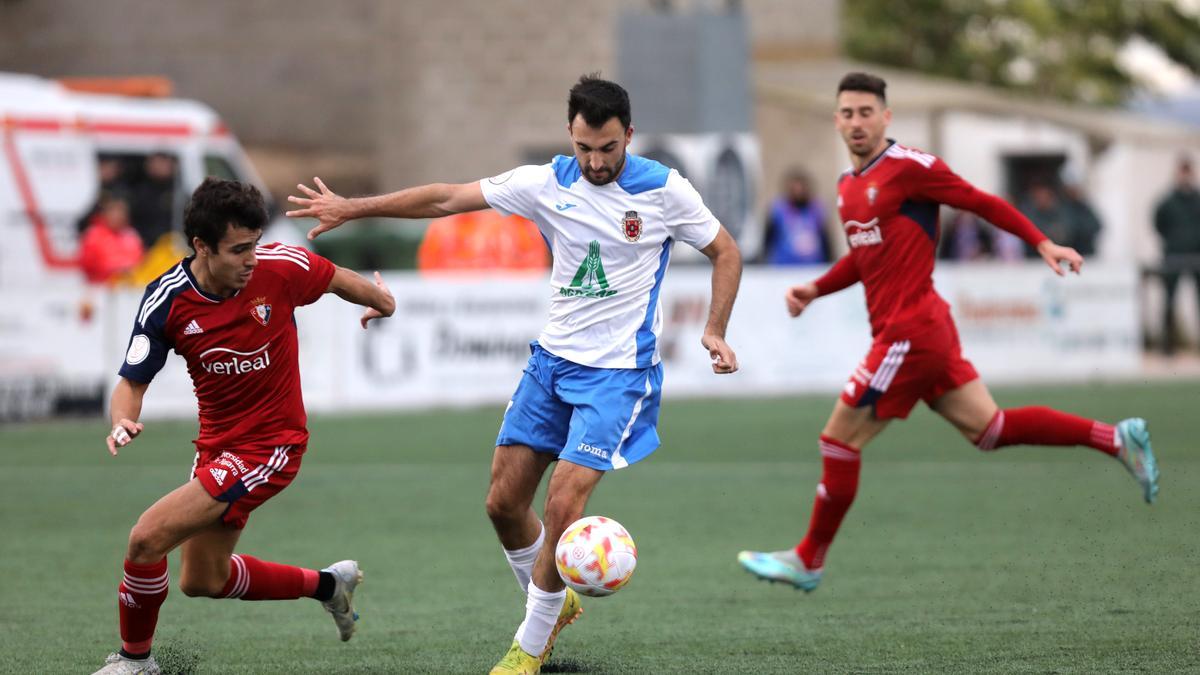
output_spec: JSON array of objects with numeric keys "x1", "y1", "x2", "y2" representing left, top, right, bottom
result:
[
  {"x1": 199, "y1": 343, "x2": 271, "y2": 375},
  {"x1": 578, "y1": 442, "x2": 609, "y2": 459}
]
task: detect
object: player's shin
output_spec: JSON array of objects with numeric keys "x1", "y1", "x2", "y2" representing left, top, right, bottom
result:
[
  {"x1": 975, "y1": 407, "x2": 1118, "y2": 455},
  {"x1": 503, "y1": 520, "x2": 545, "y2": 594},
  {"x1": 514, "y1": 581, "x2": 567, "y2": 657},
  {"x1": 219, "y1": 554, "x2": 329, "y2": 601},
  {"x1": 118, "y1": 558, "x2": 169, "y2": 658},
  {"x1": 795, "y1": 436, "x2": 862, "y2": 570}
]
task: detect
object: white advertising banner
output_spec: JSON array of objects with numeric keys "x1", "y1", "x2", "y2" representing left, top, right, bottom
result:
[{"x1": 28, "y1": 262, "x2": 1137, "y2": 420}]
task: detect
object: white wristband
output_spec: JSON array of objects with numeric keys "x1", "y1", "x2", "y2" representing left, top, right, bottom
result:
[{"x1": 111, "y1": 425, "x2": 131, "y2": 445}]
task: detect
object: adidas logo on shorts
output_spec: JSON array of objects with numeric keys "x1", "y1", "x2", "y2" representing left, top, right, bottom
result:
[{"x1": 209, "y1": 467, "x2": 228, "y2": 485}]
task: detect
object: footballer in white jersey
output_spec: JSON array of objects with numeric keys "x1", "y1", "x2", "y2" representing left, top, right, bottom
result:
[
  {"x1": 480, "y1": 153, "x2": 720, "y2": 369},
  {"x1": 287, "y1": 74, "x2": 742, "y2": 671}
]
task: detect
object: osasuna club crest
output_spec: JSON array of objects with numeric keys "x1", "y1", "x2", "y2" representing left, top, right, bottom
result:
[
  {"x1": 621, "y1": 210, "x2": 643, "y2": 242},
  {"x1": 249, "y1": 296, "x2": 271, "y2": 326}
]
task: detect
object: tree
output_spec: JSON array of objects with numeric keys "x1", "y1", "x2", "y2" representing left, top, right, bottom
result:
[{"x1": 843, "y1": 0, "x2": 1200, "y2": 104}]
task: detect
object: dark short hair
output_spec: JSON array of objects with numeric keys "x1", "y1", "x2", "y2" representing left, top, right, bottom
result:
[
  {"x1": 838, "y1": 72, "x2": 887, "y2": 105},
  {"x1": 567, "y1": 74, "x2": 631, "y2": 130},
  {"x1": 183, "y1": 177, "x2": 267, "y2": 252}
]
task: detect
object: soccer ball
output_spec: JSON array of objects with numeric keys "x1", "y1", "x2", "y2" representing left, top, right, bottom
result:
[{"x1": 554, "y1": 515, "x2": 637, "y2": 597}]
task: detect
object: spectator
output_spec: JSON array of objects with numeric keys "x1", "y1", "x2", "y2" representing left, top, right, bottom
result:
[
  {"x1": 1019, "y1": 183, "x2": 1072, "y2": 258},
  {"x1": 761, "y1": 168, "x2": 830, "y2": 265},
  {"x1": 938, "y1": 210, "x2": 1027, "y2": 263},
  {"x1": 1153, "y1": 157, "x2": 1200, "y2": 354},
  {"x1": 77, "y1": 157, "x2": 128, "y2": 234},
  {"x1": 939, "y1": 211, "x2": 989, "y2": 261},
  {"x1": 417, "y1": 211, "x2": 549, "y2": 274},
  {"x1": 1060, "y1": 172, "x2": 1102, "y2": 256},
  {"x1": 80, "y1": 193, "x2": 144, "y2": 284},
  {"x1": 130, "y1": 153, "x2": 178, "y2": 246}
]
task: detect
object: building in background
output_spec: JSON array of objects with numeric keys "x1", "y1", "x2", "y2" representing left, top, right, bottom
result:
[
  {"x1": 4, "y1": 0, "x2": 1200, "y2": 344},
  {"x1": 0, "y1": 0, "x2": 837, "y2": 199}
]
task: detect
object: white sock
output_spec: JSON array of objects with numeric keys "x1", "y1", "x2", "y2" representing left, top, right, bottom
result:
[
  {"x1": 503, "y1": 521, "x2": 544, "y2": 593},
  {"x1": 514, "y1": 581, "x2": 565, "y2": 657}
]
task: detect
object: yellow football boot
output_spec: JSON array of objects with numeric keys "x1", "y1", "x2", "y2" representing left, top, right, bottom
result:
[{"x1": 489, "y1": 640, "x2": 541, "y2": 675}]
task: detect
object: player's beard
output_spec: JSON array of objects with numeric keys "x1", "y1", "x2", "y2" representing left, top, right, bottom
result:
[
  {"x1": 846, "y1": 130, "x2": 883, "y2": 159},
  {"x1": 583, "y1": 153, "x2": 625, "y2": 186}
]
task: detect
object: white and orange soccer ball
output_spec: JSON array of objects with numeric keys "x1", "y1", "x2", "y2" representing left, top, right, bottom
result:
[{"x1": 554, "y1": 515, "x2": 638, "y2": 597}]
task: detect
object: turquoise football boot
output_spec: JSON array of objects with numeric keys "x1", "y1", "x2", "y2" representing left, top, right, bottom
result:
[
  {"x1": 1115, "y1": 418, "x2": 1159, "y2": 504},
  {"x1": 737, "y1": 549, "x2": 822, "y2": 592}
]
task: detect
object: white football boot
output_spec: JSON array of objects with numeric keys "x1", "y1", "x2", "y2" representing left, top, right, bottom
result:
[
  {"x1": 321, "y1": 559, "x2": 363, "y2": 641},
  {"x1": 92, "y1": 652, "x2": 161, "y2": 675}
]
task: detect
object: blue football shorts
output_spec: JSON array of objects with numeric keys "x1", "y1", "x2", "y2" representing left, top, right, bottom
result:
[{"x1": 495, "y1": 342, "x2": 664, "y2": 471}]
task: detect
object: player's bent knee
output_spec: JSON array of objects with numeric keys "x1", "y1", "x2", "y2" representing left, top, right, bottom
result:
[
  {"x1": 484, "y1": 489, "x2": 529, "y2": 525},
  {"x1": 126, "y1": 524, "x2": 169, "y2": 564}
]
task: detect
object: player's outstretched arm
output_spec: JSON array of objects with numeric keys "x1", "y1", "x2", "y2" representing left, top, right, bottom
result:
[
  {"x1": 698, "y1": 226, "x2": 742, "y2": 374},
  {"x1": 327, "y1": 266, "x2": 396, "y2": 329},
  {"x1": 287, "y1": 177, "x2": 490, "y2": 240},
  {"x1": 1035, "y1": 239, "x2": 1083, "y2": 276},
  {"x1": 791, "y1": 254, "x2": 860, "y2": 318},
  {"x1": 106, "y1": 377, "x2": 147, "y2": 456},
  {"x1": 785, "y1": 282, "x2": 820, "y2": 318}
]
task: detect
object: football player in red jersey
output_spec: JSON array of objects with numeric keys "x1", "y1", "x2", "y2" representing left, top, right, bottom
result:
[
  {"x1": 737, "y1": 72, "x2": 1159, "y2": 592},
  {"x1": 93, "y1": 179, "x2": 395, "y2": 675}
]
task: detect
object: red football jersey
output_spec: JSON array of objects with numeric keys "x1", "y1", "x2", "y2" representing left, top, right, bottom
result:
[
  {"x1": 817, "y1": 141, "x2": 1046, "y2": 340},
  {"x1": 118, "y1": 243, "x2": 336, "y2": 453}
]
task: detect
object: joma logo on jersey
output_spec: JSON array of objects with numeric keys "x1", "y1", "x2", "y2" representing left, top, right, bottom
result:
[
  {"x1": 199, "y1": 342, "x2": 272, "y2": 375},
  {"x1": 844, "y1": 217, "x2": 883, "y2": 248},
  {"x1": 560, "y1": 240, "x2": 617, "y2": 298}
]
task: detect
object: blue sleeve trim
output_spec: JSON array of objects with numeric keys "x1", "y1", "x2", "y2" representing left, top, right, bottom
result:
[
  {"x1": 618, "y1": 154, "x2": 671, "y2": 195},
  {"x1": 553, "y1": 155, "x2": 582, "y2": 188},
  {"x1": 117, "y1": 269, "x2": 182, "y2": 383}
]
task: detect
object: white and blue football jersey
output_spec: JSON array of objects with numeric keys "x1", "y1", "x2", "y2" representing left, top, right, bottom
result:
[{"x1": 480, "y1": 154, "x2": 720, "y2": 368}]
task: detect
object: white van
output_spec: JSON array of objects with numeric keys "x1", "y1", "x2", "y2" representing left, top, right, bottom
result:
[
  {"x1": 0, "y1": 71, "x2": 284, "y2": 289},
  {"x1": 0, "y1": 72, "x2": 288, "y2": 419}
]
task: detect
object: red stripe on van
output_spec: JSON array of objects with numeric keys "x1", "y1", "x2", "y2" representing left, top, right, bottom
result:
[
  {"x1": 82, "y1": 121, "x2": 192, "y2": 136},
  {"x1": 4, "y1": 117, "x2": 69, "y2": 132},
  {"x1": 1, "y1": 126, "x2": 81, "y2": 269}
]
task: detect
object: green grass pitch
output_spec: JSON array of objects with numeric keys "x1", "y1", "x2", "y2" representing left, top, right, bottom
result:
[{"x1": 1, "y1": 382, "x2": 1197, "y2": 673}]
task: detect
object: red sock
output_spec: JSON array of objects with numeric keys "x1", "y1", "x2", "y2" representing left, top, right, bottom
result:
[
  {"x1": 975, "y1": 407, "x2": 1118, "y2": 456},
  {"x1": 119, "y1": 558, "x2": 169, "y2": 655},
  {"x1": 795, "y1": 436, "x2": 861, "y2": 570},
  {"x1": 220, "y1": 554, "x2": 320, "y2": 601}
]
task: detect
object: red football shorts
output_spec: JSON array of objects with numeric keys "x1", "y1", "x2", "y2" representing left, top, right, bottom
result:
[
  {"x1": 840, "y1": 319, "x2": 978, "y2": 420},
  {"x1": 191, "y1": 444, "x2": 305, "y2": 529}
]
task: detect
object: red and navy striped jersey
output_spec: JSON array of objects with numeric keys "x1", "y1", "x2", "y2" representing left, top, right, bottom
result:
[
  {"x1": 118, "y1": 243, "x2": 336, "y2": 453},
  {"x1": 819, "y1": 141, "x2": 1046, "y2": 340}
]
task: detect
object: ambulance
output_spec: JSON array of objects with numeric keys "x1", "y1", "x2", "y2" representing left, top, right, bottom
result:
[{"x1": 0, "y1": 72, "x2": 290, "y2": 419}]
